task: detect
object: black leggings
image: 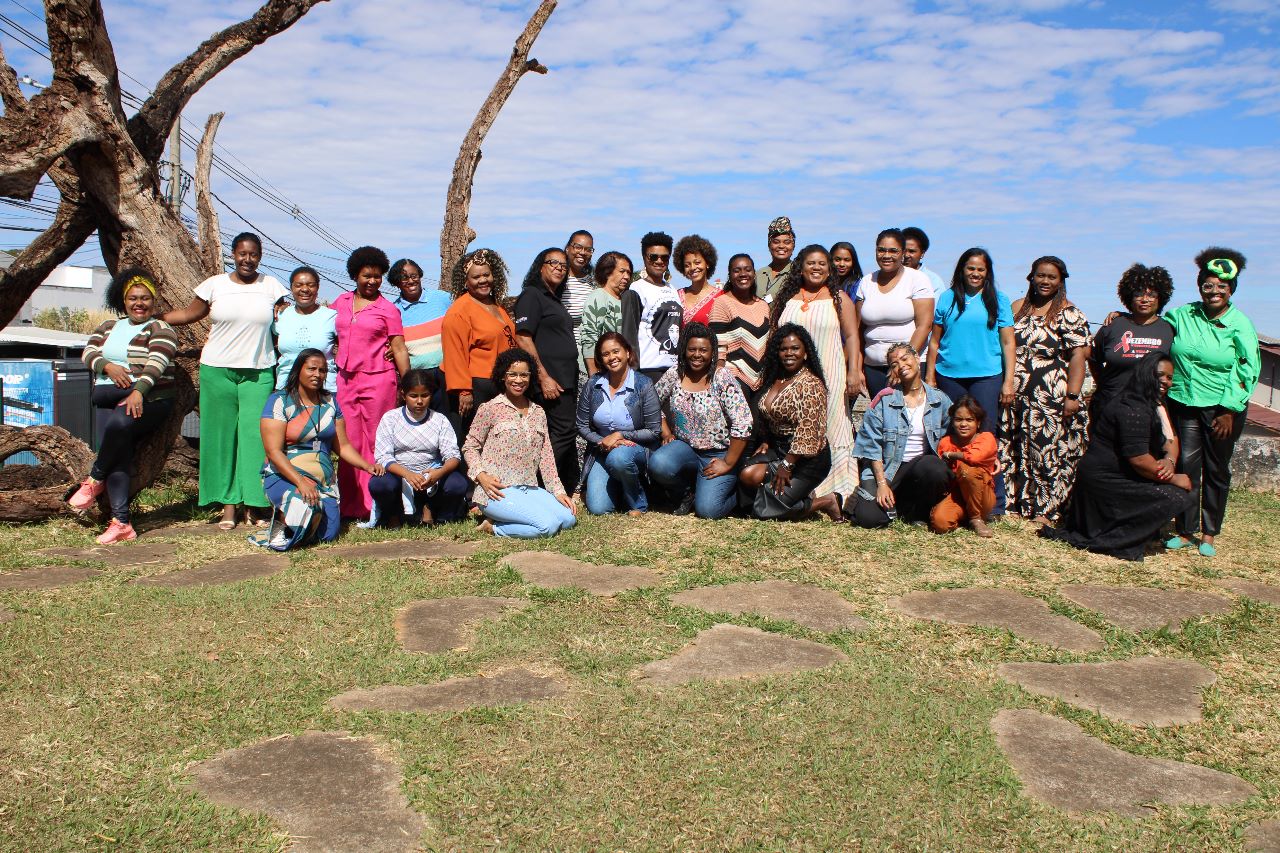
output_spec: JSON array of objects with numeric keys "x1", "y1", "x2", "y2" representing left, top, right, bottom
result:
[
  {"x1": 91, "y1": 385, "x2": 173, "y2": 523},
  {"x1": 1169, "y1": 399, "x2": 1246, "y2": 537},
  {"x1": 850, "y1": 454, "x2": 951, "y2": 528}
]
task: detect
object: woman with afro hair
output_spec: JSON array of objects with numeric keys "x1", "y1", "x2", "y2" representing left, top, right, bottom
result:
[
  {"x1": 332, "y1": 245, "x2": 410, "y2": 520},
  {"x1": 1163, "y1": 247, "x2": 1260, "y2": 557},
  {"x1": 1089, "y1": 263, "x2": 1176, "y2": 416}
]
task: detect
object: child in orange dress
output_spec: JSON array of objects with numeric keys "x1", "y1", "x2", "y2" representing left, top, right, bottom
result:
[{"x1": 930, "y1": 395, "x2": 997, "y2": 538}]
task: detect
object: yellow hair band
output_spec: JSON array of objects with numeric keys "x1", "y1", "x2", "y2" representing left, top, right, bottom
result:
[{"x1": 125, "y1": 275, "x2": 157, "y2": 298}]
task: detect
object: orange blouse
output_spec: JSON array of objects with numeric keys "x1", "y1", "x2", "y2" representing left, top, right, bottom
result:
[
  {"x1": 938, "y1": 432, "x2": 998, "y2": 475},
  {"x1": 441, "y1": 293, "x2": 516, "y2": 393}
]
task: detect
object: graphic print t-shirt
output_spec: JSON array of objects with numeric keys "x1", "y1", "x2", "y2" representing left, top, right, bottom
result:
[{"x1": 1090, "y1": 315, "x2": 1175, "y2": 407}]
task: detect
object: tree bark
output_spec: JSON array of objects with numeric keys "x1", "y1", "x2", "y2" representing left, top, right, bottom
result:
[
  {"x1": 195, "y1": 113, "x2": 226, "y2": 277},
  {"x1": 0, "y1": 425, "x2": 94, "y2": 522},
  {"x1": 439, "y1": 0, "x2": 556, "y2": 285}
]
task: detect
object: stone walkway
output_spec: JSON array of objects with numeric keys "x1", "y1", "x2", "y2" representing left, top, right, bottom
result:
[
  {"x1": 635, "y1": 624, "x2": 846, "y2": 686},
  {"x1": 1059, "y1": 585, "x2": 1232, "y2": 633},
  {"x1": 395, "y1": 596, "x2": 529, "y2": 654},
  {"x1": 0, "y1": 565, "x2": 99, "y2": 590},
  {"x1": 189, "y1": 731, "x2": 424, "y2": 853},
  {"x1": 329, "y1": 668, "x2": 564, "y2": 713},
  {"x1": 503, "y1": 551, "x2": 659, "y2": 595},
  {"x1": 132, "y1": 555, "x2": 289, "y2": 588},
  {"x1": 671, "y1": 580, "x2": 868, "y2": 632},
  {"x1": 1214, "y1": 577, "x2": 1280, "y2": 607},
  {"x1": 1246, "y1": 820, "x2": 1280, "y2": 853},
  {"x1": 327, "y1": 540, "x2": 479, "y2": 562},
  {"x1": 889, "y1": 588, "x2": 1103, "y2": 651}
]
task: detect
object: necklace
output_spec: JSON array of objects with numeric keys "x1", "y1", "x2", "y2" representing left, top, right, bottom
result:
[{"x1": 799, "y1": 288, "x2": 824, "y2": 312}]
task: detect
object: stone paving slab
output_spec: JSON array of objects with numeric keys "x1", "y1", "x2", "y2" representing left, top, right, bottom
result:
[
  {"x1": 37, "y1": 546, "x2": 108, "y2": 561},
  {"x1": 0, "y1": 565, "x2": 100, "y2": 590},
  {"x1": 132, "y1": 555, "x2": 289, "y2": 588},
  {"x1": 670, "y1": 580, "x2": 868, "y2": 632},
  {"x1": 635, "y1": 624, "x2": 847, "y2": 686},
  {"x1": 1059, "y1": 585, "x2": 1233, "y2": 633},
  {"x1": 143, "y1": 523, "x2": 237, "y2": 540},
  {"x1": 1246, "y1": 820, "x2": 1280, "y2": 853},
  {"x1": 395, "y1": 596, "x2": 530, "y2": 654},
  {"x1": 327, "y1": 539, "x2": 479, "y2": 562},
  {"x1": 189, "y1": 730, "x2": 425, "y2": 853},
  {"x1": 996, "y1": 657, "x2": 1216, "y2": 726},
  {"x1": 991, "y1": 709, "x2": 1256, "y2": 816},
  {"x1": 889, "y1": 588, "x2": 1103, "y2": 652},
  {"x1": 0, "y1": 607, "x2": 13, "y2": 623},
  {"x1": 503, "y1": 551, "x2": 659, "y2": 596},
  {"x1": 99, "y1": 542, "x2": 180, "y2": 568},
  {"x1": 1213, "y1": 578, "x2": 1280, "y2": 607},
  {"x1": 329, "y1": 668, "x2": 564, "y2": 713}
]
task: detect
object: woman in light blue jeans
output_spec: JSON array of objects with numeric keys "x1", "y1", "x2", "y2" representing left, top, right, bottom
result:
[
  {"x1": 649, "y1": 323, "x2": 752, "y2": 519},
  {"x1": 575, "y1": 332, "x2": 661, "y2": 515}
]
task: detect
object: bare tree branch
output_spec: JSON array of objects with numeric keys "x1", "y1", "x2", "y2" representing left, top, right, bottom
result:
[
  {"x1": 0, "y1": 196, "x2": 97, "y2": 323},
  {"x1": 439, "y1": 0, "x2": 556, "y2": 284},
  {"x1": 195, "y1": 112, "x2": 226, "y2": 277},
  {"x1": 0, "y1": 42, "x2": 28, "y2": 114},
  {"x1": 128, "y1": 0, "x2": 330, "y2": 163}
]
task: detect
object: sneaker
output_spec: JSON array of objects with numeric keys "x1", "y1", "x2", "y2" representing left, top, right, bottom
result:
[
  {"x1": 67, "y1": 477, "x2": 105, "y2": 511},
  {"x1": 269, "y1": 527, "x2": 291, "y2": 549},
  {"x1": 96, "y1": 519, "x2": 136, "y2": 545}
]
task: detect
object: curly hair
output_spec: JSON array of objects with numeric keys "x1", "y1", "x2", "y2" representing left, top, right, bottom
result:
[
  {"x1": 901, "y1": 226, "x2": 930, "y2": 254},
  {"x1": 640, "y1": 231, "x2": 673, "y2": 253},
  {"x1": 448, "y1": 248, "x2": 510, "y2": 301},
  {"x1": 1016, "y1": 255, "x2": 1070, "y2": 322},
  {"x1": 769, "y1": 244, "x2": 844, "y2": 329},
  {"x1": 283, "y1": 348, "x2": 331, "y2": 404},
  {"x1": 593, "y1": 251, "x2": 634, "y2": 288},
  {"x1": 760, "y1": 322, "x2": 827, "y2": 391},
  {"x1": 672, "y1": 234, "x2": 718, "y2": 280},
  {"x1": 346, "y1": 245, "x2": 390, "y2": 280},
  {"x1": 1116, "y1": 263, "x2": 1174, "y2": 313},
  {"x1": 675, "y1": 321, "x2": 719, "y2": 379},
  {"x1": 490, "y1": 346, "x2": 541, "y2": 399},
  {"x1": 948, "y1": 248, "x2": 1000, "y2": 329},
  {"x1": 1194, "y1": 246, "x2": 1247, "y2": 291},
  {"x1": 104, "y1": 266, "x2": 158, "y2": 314},
  {"x1": 388, "y1": 258, "x2": 423, "y2": 287},
  {"x1": 521, "y1": 248, "x2": 568, "y2": 294}
]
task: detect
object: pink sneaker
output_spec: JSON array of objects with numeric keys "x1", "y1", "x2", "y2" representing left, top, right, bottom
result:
[
  {"x1": 68, "y1": 477, "x2": 105, "y2": 511},
  {"x1": 96, "y1": 519, "x2": 136, "y2": 545}
]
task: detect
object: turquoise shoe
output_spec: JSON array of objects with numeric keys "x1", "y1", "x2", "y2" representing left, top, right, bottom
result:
[
  {"x1": 1165, "y1": 535, "x2": 1193, "y2": 551},
  {"x1": 1198, "y1": 542, "x2": 1217, "y2": 558}
]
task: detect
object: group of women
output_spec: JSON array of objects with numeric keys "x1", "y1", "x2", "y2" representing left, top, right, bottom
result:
[{"x1": 68, "y1": 224, "x2": 1260, "y2": 561}]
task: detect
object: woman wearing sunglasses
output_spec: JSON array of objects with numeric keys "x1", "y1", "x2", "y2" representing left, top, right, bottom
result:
[{"x1": 442, "y1": 248, "x2": 518, "y2": 443}]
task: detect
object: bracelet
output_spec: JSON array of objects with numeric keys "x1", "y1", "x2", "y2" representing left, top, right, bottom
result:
[{"x1": 779, "y1": 458, "x2": 793, "y2": 470}]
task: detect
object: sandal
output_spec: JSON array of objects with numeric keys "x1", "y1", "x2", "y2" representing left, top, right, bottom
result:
[{"x1": 218, "y1": 519, "x2": 237, "y2": 531}]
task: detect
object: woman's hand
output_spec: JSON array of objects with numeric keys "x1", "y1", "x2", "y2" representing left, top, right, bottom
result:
[
  {"x1": 365, "y1": 463, "x2": 385, "y2": 477},
  {"x1": 119, "y1": 390, "x2": 144, "y2": 419},
  {"x1": 660, "y1": 421, "x2": 675, "y2": 445},
  {"x1": 1000, "y1": 379, "x2": 1016, "y2": 407},
  {"x1": 875, "y1": 481, "x2": 896, "y2": 510},
  {"x1": 771, "y1": 464, "x2": 793, "y2": 496},
  {"x1": 296, "y1": 479, "x2": 320, "y2": 506},
  {"x1": 600, "y1": 431, "x2": 632, "y2": 451},
  {"x1": 1063, "y1": 397, "x2": 1081, "y2": 419},
  {"x1": 457, "y1": 391, "x2": 474, "y2": 417},
  {"x1": 557, "y1": 493, "x2": 576, "y2": 512},
  {"x1": 103, "y1": 363, "x2": 132, "y2": 389},
  {"x1": 703, "y1": 458, "x2": 733, "y2": 479},
  {"x1": 540, "y1": 371, "x2": 563, "y2": 400},
  {"x1": 846, "y1": 368, "x2": 866, "y2": 400},
  {"x1": 1154, "y1": 457, "x2": 1175, "y2": 481},
  {"x1": 476, "y1": 472, "x2": 506, "y2": 502},
  {"x1": 1171, "y1": 473, "x2": 1193, "y2": 491},
  {"x1": 404, "y1": 470, "x2": 430, "y2": 491},
  {"x1": 1211, "y1": 411, "x2": 1234, "y2": 440}
]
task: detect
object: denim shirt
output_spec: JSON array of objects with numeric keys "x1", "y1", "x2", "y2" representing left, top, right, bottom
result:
[
  {"x1": 853, "y1": 384, "x2": 952, "y2": 499},
  {"x1": 575, "y1": 369, "x2": 662, "y2": 479}
]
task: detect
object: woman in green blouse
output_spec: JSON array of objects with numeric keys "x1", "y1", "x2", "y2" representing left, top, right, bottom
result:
[{"x1": 1164, "y1": 247, "x2": 1260, "y2": 557}]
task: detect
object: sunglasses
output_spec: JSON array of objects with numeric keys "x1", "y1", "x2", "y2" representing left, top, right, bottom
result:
[{"x1": 646, "y1": 253, "x2": 670, "y2": 263}]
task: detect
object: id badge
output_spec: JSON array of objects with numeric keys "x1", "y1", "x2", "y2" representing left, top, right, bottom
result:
[{"x1": 312, "y1": 439, "x2": 322, "y2": 452}]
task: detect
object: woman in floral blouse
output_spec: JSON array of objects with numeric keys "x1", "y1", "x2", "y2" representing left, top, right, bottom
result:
[
  {"x1": 462, "y1": 348, "x2": 576, "y2": 538},
  {"x1": 649, "y1": 323, "x2": 753, "y2": 519},
  {"x1": 739, "y1": 324, "x2": 843, "y2": 521}
]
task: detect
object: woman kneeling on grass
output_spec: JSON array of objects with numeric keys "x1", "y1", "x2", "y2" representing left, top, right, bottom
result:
[
  {"x1": 463, "y1": 348, "x2": 577, "y2": 538},
  {"x1": 257, "y1": 349, "x2": 383, "y2": 549},
  {"x1": 929, "y1": 396, "x2": 997, "y2": 538},
  {"x1": 368, "y1": 369, "x2": 467, "y2": 527}
]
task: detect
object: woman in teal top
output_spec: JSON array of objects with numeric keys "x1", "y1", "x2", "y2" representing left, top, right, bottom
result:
[{"x1": 1164, "y1": 247, "x2": 1260, "y2": 557}]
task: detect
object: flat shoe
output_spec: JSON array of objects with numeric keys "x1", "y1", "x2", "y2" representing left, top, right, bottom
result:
[
  {"x1": 1165, "y1": 535, "x2": 1192, "y2": 550},
  {"x1": 1198, "y1": 542, "x2": 1217, "y2": 558}
]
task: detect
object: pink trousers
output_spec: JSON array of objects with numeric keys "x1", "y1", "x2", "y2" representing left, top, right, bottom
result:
[{"x1": 337, "y1": 368, "x2": 398, "y2": 519}]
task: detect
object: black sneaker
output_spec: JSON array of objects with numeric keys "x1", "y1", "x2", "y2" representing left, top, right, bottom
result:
[{"x1": 672, "y1": 490, "x2": 696, "y2": 516}]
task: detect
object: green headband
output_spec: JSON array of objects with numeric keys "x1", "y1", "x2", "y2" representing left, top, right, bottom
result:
[{"x1": 1206, "y1": 258, "x2": 1238, "y2": 282}]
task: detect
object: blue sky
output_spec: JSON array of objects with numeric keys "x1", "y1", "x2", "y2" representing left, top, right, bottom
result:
[{"x1": 3, "y1": 0, "x2": 1278, "y2": 333}]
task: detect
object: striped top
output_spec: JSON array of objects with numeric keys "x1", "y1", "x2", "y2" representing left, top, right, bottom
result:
[
  {"x1": 708, "y1": 294, "x2": 770, "y2": 391},
  {"x1": 396, "y1": 290, "x2": 452, "y2": 370},
  {"x1": 561, "y1": 273, "x2": 596, "y2": 324},
  {"x1": 83, "y1": 317, "x2": 178, "y2": 399},
  {"x1": 373, "y1": 405, "x2": 460, "y2": 472}
]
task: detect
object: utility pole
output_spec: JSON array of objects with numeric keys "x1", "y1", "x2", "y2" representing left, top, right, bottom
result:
[{"x1": 168, "y1": 115, "x2": 182, "y2": 211}]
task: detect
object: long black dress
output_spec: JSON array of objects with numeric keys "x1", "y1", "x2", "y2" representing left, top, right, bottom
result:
[{"x1": 1039, "y1": 397, "x2": 1192, "y2": 561}]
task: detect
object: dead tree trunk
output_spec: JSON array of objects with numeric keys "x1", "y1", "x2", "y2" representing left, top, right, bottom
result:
[
  {"x1": 0, "y1": 0, "x2": 328, "y2": 521},
  {"x1": 195, "y1": 113, "x2": 226, "y2": 277},
  {"x1": 439, "y1": 0, "x2": 556, "y2": 285}
]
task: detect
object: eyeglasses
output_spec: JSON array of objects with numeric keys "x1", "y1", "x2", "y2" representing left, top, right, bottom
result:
[
  {"x1": 876, "y1": 247, "x2": 901, "y2": 255},
  {"x1": 646, "y1": 253, "x2": 670, "y2": 263},
  {"x1": 568, "y1": 243, "x2": 594, "y2": 254},
  {"x1": 544, "y1": 259, "x2": 567, "y2": 270},
  {"x1": 400, "y1": 273, "x2": 422, "y2": 282}
]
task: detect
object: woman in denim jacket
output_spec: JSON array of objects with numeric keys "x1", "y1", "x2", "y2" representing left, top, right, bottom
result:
[
  {"x1": 850, "y1": 343, "x2": 953, "y2": 527},
  {"x1": 575, "y1": 332, "x2": 662, "y2": 515}
]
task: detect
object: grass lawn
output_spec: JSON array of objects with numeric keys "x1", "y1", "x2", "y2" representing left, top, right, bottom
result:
[{"x1": 1, "y1": 487, "x2": 1277, "y2": 851}]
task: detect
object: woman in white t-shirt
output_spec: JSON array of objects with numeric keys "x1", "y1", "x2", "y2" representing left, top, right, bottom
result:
[
  {"x1": 854, "y1": 228, "x2": 935, "y2": 398},
  {"x1": 163, "y1": 232, "x2": 288, "y2": 529}
]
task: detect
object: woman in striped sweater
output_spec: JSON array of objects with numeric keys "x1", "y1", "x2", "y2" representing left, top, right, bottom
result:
[{"x1": 70, "y1": 268, "x2": 179, "y2": 543}]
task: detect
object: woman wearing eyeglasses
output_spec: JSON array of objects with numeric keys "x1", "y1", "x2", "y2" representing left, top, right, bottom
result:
[
  {"x1": 622, "y1": 231, "x2": 684, "y2": 383},
  {"x1": 442, "y1": 248, "x2": 517, "y2": 443},
  {"x1": 1162, "y1": 247, "x2": 1260, "y2": 558},
  {"x1": 854, "y1": 228, "x2": 935, "y2": 398}
]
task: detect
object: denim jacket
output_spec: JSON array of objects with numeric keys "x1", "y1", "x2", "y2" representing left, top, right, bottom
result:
[
  {"x1": 853, "y1": 384, "x2": 952, "y2": 499},
  {"x1": 575, "y1": 369, "x2": 662, "y2": 480}
]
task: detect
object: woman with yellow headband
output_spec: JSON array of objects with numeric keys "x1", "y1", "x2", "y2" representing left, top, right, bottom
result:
[
  {"x1": 69, "y1": 268, "x2": 179, "y2": 543},
  {"x1": 1163, "y1": 247, "x2": 1260, "y2": 558}
]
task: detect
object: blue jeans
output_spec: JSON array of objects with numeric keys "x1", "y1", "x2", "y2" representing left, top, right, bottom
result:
[
  {"x1": 482, "y1": 485, "x2": 577, "y2": 538},
  {"x1": 935, "y1": 372, "x2": 1007, "y2": 515},
  {"x1": 648, "y1": 441, "x2": 738, "y2": 520},
  {"x1": 584, "y1": 444, "x2": 650, "y2": 515},
  {"x1": 367, "y1": 469, "x2": 468, "y2": 523}
]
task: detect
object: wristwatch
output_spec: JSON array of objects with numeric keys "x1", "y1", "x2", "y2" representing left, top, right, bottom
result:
[
  {"x1": 1066, "y1": 392, "x2": 1081, "y2": 401},
  {"x1": 779, "y1": 458, "x2": 793, "y2": 470}
]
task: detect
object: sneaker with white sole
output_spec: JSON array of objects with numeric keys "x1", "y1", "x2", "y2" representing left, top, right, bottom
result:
[
  {"x1": 68, "y1": 477, "x2": 105, "y2": 511},
  {"x1": 96, "y1": 519, "x2": 136, "y2": 545}
]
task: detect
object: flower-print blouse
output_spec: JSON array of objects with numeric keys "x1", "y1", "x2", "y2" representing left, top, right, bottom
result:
[
  {"x1": 461, "y1": 395, "x2": 565, "y2": 506},
  {"x1": 757, "y1": 367, "x2": 828, "y2": 456},
  {"x1": 654, "y1": 366, "x2": 752, "y2": 451}
]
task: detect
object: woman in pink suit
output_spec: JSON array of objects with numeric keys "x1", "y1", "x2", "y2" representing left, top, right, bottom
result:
[{"x1": 333, "y1": 246, "x2": 409, "y2": 519}]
